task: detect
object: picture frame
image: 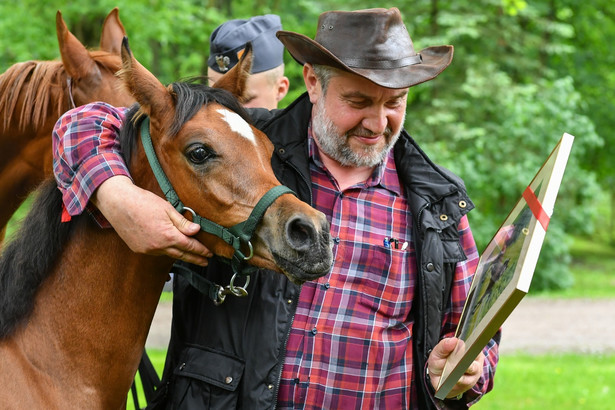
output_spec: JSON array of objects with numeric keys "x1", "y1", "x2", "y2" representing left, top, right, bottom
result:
[{"x1": 434, "y1": 133, "x2": 575, "y2": 399}]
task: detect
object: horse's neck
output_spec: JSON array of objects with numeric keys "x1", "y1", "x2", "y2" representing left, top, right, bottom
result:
[{"x1": 11, "y1": 223, "x2": 171, "y2": 407}]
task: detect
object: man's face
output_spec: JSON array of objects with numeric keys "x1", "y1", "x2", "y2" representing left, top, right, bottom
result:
[
  {"x1": 207, "y1": 68, "x2": 284, "y2": 110},
  {"x1": 307, "y1": 67, "x2": 408, "y2": 168}
]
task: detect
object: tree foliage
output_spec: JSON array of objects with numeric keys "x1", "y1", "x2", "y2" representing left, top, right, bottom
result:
[{"x1": 1, "y1": 0, "x2": 611, "y2": 291}]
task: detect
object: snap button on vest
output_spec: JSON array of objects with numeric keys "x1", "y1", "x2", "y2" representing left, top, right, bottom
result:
[
  {"x1": 426, "y1": 262, "x2": 435, "y2": 272},
  {"x1": 439, "y1": 214, "x2": 448, "y2": 221}
]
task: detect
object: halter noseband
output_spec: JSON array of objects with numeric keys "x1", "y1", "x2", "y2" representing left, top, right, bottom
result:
[{"x1": 139, "y1": 116, "x2": 294, "y2": 303}]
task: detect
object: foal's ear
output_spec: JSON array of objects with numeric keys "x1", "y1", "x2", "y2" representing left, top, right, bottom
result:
[
  {"x1": 100, "y1": 8, "x2": 126, "y2": 55},
  {"x1": 119, "y1": 37, "x2": 173, "y2": 119},
  {"x1": 212, "y1": 42, "x2": 253, "y2": 102},
  {"x1": 56, "y1": 10, "x2": 101, "y2": 81}
]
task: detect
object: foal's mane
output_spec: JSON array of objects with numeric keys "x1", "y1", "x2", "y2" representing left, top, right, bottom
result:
[
  {"x1": 0, "y1": 179, "x2": 73, "y2": 338},
  {"x1": 0, "y1": 50, "x2": 123, "y2": 133},
  {"x1": 120, "y1": 78, "x2": 251, "y2": 163}
]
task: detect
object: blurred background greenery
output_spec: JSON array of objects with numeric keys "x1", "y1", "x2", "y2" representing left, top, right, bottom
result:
[{"x1": 1, "y1": 0, "x2": 613, "y2": 291}]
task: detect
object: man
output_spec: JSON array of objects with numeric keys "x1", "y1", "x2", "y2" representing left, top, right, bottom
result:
[
  {"x1": 53, "y1": 8, "x2": 499, "y2": 409},
  {"x1": 207, "y1": 14, "x2": 289, "y2": 110}
]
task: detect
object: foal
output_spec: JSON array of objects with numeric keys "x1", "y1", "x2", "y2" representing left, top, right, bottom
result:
[{"x1": 0, "y1": 40, "x2": 333, "y2": 408}]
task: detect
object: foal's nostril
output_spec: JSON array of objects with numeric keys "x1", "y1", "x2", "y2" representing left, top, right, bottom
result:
[{"x1": 286, "y1": 216, "x2": 316, "y2": 252}]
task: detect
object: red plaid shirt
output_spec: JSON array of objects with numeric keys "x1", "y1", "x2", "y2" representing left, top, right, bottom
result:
[
  {"x1": 52, "y1": 104, "x2": 498, "y2": 408},
  {"x1": 277, "y1": 131, "x2": 494, "y2": 409}
]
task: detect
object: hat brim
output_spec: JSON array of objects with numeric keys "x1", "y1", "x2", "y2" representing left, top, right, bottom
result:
[{"x1": 277, "y1": 30, "x2": 453, "y2": 89}]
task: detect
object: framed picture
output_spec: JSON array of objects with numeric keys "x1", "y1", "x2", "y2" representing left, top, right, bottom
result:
[{"x1": 434, "y1": 133, "x2": 574, "y2": 399}]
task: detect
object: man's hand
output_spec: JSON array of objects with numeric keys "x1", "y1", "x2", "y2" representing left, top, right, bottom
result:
[
  {"x1": 427, "y1": 337, "x2": 485, "y2": 399},
  {"x1": 93, "y1": 175, "x2": 213, "y2": 266}
]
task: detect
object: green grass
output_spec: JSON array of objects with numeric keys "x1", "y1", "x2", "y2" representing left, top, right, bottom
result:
[
  {"x1": 532, "y1": 235, "x2": 615, "y2": 299},
  {"x1": 474, "y1": 353, "x2": 615, "y2": 409}
]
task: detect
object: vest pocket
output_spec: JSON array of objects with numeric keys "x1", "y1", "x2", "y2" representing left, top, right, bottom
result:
[{"x1": 170, "y1": 346, "x2": 245, "y2": 409}]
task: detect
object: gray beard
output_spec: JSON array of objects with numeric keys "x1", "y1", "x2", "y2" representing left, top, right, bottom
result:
[{"x1": 311, "y1": 98, "x2": 402, "y2": 168}]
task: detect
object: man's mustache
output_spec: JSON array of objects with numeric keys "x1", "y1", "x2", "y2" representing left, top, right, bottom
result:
[{"x1": 345, "y1": 125, "x2": 393, "y2": 139}]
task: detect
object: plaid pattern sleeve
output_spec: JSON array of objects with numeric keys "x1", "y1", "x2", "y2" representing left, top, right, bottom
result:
[
  {"x1": 437, "y1": 215, "x2": 500, "y2": 407},
  {"x1": 52, "y1": 102, "x2": 131, "y2": 218}
]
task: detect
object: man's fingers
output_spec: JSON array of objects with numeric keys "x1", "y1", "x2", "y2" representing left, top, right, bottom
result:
[
  {"x1": 432, "y1": 337, "x2": 460, "y2": 360},
  {"x1": 168, "y1": 207, "x2": 202, "y2": 236},
  {"x1": 166, "y1": 207, "x2": 213, "y2": 259}
]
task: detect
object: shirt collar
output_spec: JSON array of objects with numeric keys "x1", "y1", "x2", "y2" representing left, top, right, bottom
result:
[{"x1": 307, "y1": 121, "x2": 402, "y2": 196}]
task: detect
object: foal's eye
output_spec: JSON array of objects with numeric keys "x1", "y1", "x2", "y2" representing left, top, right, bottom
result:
[{"x1": 186, "y1": 144, "x2": 214, "y2": 164}]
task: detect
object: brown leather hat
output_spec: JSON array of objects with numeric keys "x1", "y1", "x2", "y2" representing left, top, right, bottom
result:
[{"x1": 276, "y1": 8, "x2": 453, "y2": 89}]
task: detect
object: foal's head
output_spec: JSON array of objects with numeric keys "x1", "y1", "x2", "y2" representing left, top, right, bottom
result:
[{"x1": 119, "y1": 39, "x2": 333, "y2": 284}]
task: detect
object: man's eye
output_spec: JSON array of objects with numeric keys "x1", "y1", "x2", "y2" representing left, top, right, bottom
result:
[
  {"x1": 186, "y1": 145, "x2": 214, "y2": 164},
  {"x1": 348, "y1": 100, "x2": 368, "y2": 108},
  {"x1": 388, "y1": 98, "x2": 405, "y2": 107}
]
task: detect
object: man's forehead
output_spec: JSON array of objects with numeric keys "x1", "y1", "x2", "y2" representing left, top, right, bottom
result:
[
  {"x1": 331, "y1": 78, "x2": 409, "y2": 101},
  {"x1": 329, "y1": 70, "x2": 408, "y2": 96}
]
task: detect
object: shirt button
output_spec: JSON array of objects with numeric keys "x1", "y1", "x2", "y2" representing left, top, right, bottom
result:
[
  {"x1": 426, "y1": 262, "x2": 435, "y2": 272},
  {"x1": 311, "y1": 327, "x2": 318, "y2": 335},
  {"x1": 322, "y1": 282, "x2": 330, "y2": 289},
  {"x1": 333, "y1": 237, "x2": 340, "y2": 244}
]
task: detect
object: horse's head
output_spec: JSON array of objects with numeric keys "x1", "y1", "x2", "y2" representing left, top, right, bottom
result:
[
  {"x1": 118, "y1": 39, "x2": 333, "y2": 285},
  {"x1": 56, "y1": 8, "x2": 135, "y2": 108}
]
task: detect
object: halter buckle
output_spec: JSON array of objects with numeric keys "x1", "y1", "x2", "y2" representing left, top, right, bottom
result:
[{"x1": 212, "y1": 273, "x2": 251, "y2": 305}]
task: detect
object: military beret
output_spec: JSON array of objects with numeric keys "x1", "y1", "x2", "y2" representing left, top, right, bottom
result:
[{"x1": 208, "y1": 14, "x2": 284, "y2": 74}]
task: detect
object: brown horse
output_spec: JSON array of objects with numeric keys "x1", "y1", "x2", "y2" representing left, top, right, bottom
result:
[
  {"x1": 0, "y1": 8, "x2": 135, "y2": 243},
  {"x1": 0, "y1": 39, "x2": 333, "y2": 408}
]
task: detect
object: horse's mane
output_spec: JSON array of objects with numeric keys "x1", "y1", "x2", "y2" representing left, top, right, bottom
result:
[
  {"x1": 0, "y1": 179, "x2": 73, "y2": 338},
  {"x1": 0, "y1": 50, "x2": 123, "y2": 133},
  {"x1": 120, "y1": 78, "x2": 251, "y2": 163}
]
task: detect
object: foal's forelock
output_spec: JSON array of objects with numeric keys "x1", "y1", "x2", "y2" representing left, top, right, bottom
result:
[{"x1": 169, "y1": 81, "x2": 251, "y2": 136}]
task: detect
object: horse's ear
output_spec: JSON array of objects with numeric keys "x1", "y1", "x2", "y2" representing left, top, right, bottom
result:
[
  {"x1": 119, "y1": 37, "x2": 173, "y2": 118},
  {"x1": 99, "y1": 8, "x2": 126, "y2": 55},
  {"x1": 212, "y1": 42, "x2": 253, "y2": 102},
  {"x1": 56, "y1": 10, "x2": 101, "y2": 81}
]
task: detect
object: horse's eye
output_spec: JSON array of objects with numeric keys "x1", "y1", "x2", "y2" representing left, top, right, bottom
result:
[{"x1": 186, "y1": 144, "x2": 214, "y2": 164}]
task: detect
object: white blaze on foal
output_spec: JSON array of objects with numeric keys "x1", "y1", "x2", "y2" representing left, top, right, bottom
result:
[{"x1": 217, "y1": 109, "x2": 256, "y2": 144}]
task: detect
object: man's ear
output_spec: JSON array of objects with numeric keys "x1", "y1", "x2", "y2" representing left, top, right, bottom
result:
[{"x1": 303, "y1": 64, "x2": 321, "y2": 104}]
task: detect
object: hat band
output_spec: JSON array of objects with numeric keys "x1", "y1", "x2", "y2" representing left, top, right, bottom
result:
[{"x1": 343, "y1": 53, "x2": 422, "y2": 70}]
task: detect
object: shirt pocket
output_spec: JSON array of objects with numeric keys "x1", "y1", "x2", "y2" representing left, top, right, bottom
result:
[{"x1": 337, "y1": 240, "x2": 413, "y2": 322}]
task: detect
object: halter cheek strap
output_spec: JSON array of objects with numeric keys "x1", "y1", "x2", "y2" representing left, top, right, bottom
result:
[
  {"x1": 139, "y1": 116, "x2": 295, "y2": 304},
  {"x1": 66, "y1": 77, "x2": 77, "y2": 109}
]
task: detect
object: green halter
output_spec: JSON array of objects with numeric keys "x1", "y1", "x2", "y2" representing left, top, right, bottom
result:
[{"x1": 139, "y1": 116, "x2": 295, "y2": 303}]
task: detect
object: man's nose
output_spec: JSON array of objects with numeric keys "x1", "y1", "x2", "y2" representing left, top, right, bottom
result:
[{"x1": 362, "y1": 106, "x2": 388, "y2": 135}]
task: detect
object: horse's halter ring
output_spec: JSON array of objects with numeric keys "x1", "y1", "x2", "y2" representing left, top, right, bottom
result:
[{"x1": 139, "y1": 116, "x2": 295, "y2": 304}]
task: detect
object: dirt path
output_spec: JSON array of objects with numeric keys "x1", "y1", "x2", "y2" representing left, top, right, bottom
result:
[{"x1": 146, "y1": 297, "x2": 615, "y2": 355}]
